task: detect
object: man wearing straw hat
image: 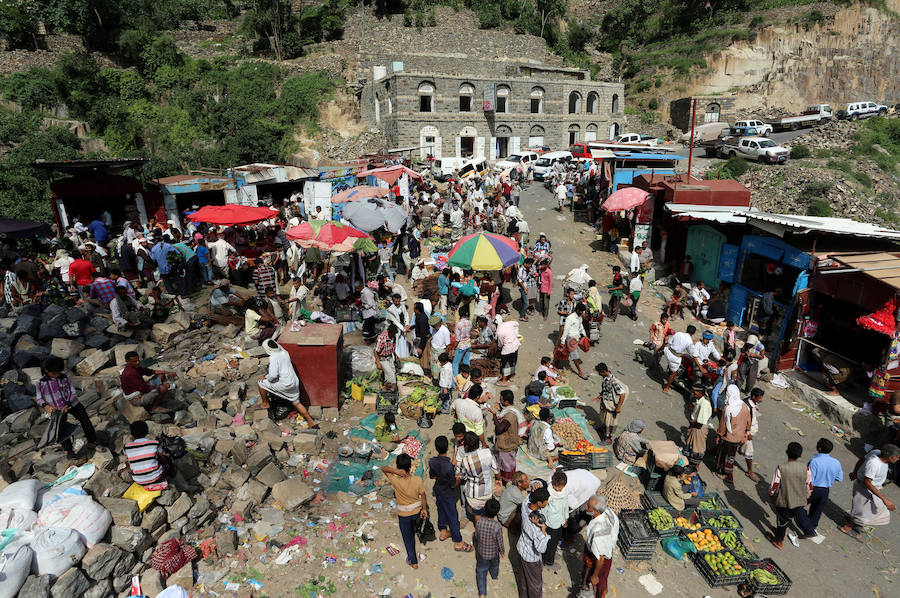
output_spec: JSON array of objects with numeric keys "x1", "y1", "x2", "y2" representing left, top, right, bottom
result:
[{"x1": 258, "y1": 339, "x2": 317, "y2": 428}]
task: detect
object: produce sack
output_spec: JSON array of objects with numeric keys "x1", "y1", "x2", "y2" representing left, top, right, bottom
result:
[
  {"x1": 123, "y1": 483, "x2": 161, "y2": 512},
  {"x1": 0, "y1": 508, "x2": 37, "y2": 531},
  {"x1": 31, "y1": 527, "x2": 86, "y2": 578},
  {"x1": 35, "y1": 464, "x2": 96, "y2": 510},
  {"x1": 346, "y1": 345, "x2": 377, "y2": 377},
  {"x1": 0, "y1": 480, "x2": 43, "y2": 511},
  {"x1": 0, "y1": 544, "x2": 33, "y2": 598},
  {"x1": 37, "y1": 491, "x2": 112, "y2": 548},
  {"x1": 661, "y1": 537, "x2": 696, "y2": 560}
]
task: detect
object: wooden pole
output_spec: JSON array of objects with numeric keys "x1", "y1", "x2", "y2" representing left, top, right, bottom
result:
[{"x1": 686, "y1": 98, "x2": 698, "y2": 184}]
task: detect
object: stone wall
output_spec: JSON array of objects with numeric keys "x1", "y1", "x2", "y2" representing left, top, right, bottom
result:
[
  {"x1": 0, "y1": 34, "x2": 115, "y2": 75},
  {"x1": 670, "y1": 96, "x2": 738, "y2": 132},
  {"x1": 366, "y1": 72, "x2": 625, "y2": 158}
]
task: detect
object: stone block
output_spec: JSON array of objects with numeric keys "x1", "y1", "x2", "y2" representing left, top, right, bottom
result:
[
  {"x1": 110, "y1": 525, "x2": 152, "y2": 553},
  {"x1": 230, "y1": 442, "x2": 249, "y2": 465},
  {"x1": 187, "y1": 495, "x2": 211, "y2": 520},
  {"x1": 151, "y1": 322, "x2": 183, "y2": 344},
  {"x1": 20, "y1": 575, "x2": 51, "y2": 598},
  {"x1": 205, "y1": 396, "x2": 225, "y2": 411},
  {"x1": 50, "y1": 567, "x2": 90, "y2": 598},
  {"x1": 13, "y1": 314, "x2": 40, "y2": 339},
  {"x1": 50, "y1": 338, "x2": 85, "y2": 359},
  {"x1": 222, "y1": 464, "x2": 250, "y2": 488},
  {"x1": 215, "y1": 438, "x2": 235, "y2": 455},
  {"x1": 272, "y1": 478, "x2": 313, "y2": 510},
  {"x1": 166, "y1": 562, "x2": 193, "y2": 590},
  {"x1": 215, "y1": 529, "x2": 237, "y2": 555},
  {"x1": 84, "y1": 334, "x2": 112, "y2": 350},
  {"x1": 87, "y1": 446, "x2": 115, "y2": 471},
  {"x1": 119, "y1": 400, "x2": 150, "y2": 423},
  {"x1": 255, "y1": 462, "x2": 285, "y2": 488},
  {"x1": 166, "y1": 492, "x2": 192, "y2": 521},
  {"x1": 66, "y1": 307, "x2": 88, "y2": 322},
  {"x1": 98, "y1": 497, "x2": 141, "y2": 526},
  {"x1": 113, "y1": 552, "x2": 136, "y2": 578},
  {"x1": 113, "y1": 343, "x2": 141, "y2": 366},
  {"x1": 321, "y1": 407, "x2": 339, "y2": 420},
  {"x1": 245, "y1": 479, "x2": 269, "y2": 503},
  {"x1": 167, "y1": 310, "x2": 191, "y2": 331},
  {"x1": 187, "y1": 401, "x2": 207, "y2": 421},
  {"x1": 75, "y1": 348, "x2": 111, "y2": 376},
  {"x1": 230, "y1": 498, "x2": 255, "y2": 519},
  {"x1": 246, "y1": 445, "x2": 272, "y2": 476},
  {"x1": 82, "y1": 543, "x2": 125, "y2": 580},
  {"x1": 141, "y1": 569, "x2": 165, "y2": 598},
  {"x1": 233, "y1": 424, "x2": 257, "y2": 441},
  {"x1": 83, "y1": 577, "x2": 113, "y2": 598},
  {"x1": 141, "y1": 506, "x2": 167, "y2": 533},
  {"x1": 291, "y1": 430, "x2": 324, "y2": 455}
]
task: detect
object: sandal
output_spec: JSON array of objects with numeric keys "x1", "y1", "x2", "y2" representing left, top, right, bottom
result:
[
  {"x1": 764, "y1": 532, "x2": 783, "y2": 550},
  {"x1": 439, "y1": 531, "x2": 451, "y2": 542},
  {"x1": 839, "y1": 526, "x2": 862, "y2": 541},
  {"x1": 453, "y1": 542, "x2": 474, "y2": 552}
]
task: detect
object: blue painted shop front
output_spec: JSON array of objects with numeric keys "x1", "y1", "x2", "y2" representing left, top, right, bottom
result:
[{"x1": 720, "y1": 235, "x2": 812, "y2": 364}]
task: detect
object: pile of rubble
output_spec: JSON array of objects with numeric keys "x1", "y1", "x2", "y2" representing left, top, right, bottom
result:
[
  {"x1": 784, "y1": 118, "x2": 860, "y2": 153},
  {"x1": 0, "y1": 301, "x2": 338, "y2": 597}
]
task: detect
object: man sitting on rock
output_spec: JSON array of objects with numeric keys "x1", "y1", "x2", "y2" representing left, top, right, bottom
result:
[
  {"x1": 110, "y1": 283, "x2": 153, "y2": 336},
  {"x1": 207, "y1": 279, "x2": 246, "y2": 327},
  {"x1": 124, "y1": 421, "x2": 170, "y2": 490},
  {"x1": 120, "y1": 350, "x2": 176, "y2": 413}
]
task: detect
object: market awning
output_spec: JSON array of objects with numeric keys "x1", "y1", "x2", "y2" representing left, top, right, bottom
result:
[
  {"x1": 828, "y1": 252, "x2": 900, "y2": 291},
  {"x1": 0, "y1": 216, "x2": 52, "y2": 239},
  {"x1": 738, "y1": 212, "x2": 900, "y2": 240},
  {"x1": 186, "y1": 204, "x2": 278, "y2": 226},
  {"x1": 356, "y1": 165, "x2": 423, "y2": 185},
  {"x1": 665, "y1": 204, "x2": 749, "y2": 225}
]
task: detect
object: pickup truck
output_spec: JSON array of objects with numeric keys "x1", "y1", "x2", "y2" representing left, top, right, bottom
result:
[
  {"x1": 767, "y1": 104, "x2": 832, "y2": 131},
  {"x1": 734, "y1": 120, "x2": 773, "y2": 136},
  {"x1": 721, "y1": 136, "x2": 790, "y2": 164},
  {"x1": 616, "y1": 133, "x2": 659, "y2": 146},
  {"x1": 698, "y1": 126, "x2": 763, "y2": 157}
]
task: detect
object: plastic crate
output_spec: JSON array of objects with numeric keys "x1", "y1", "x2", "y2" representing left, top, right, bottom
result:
[
  {"x1": 716, "y1": 529, "x2": 758, "y2": 563},
  {"x1": 680, "y1": 526, "x2": 725, "y2": 553},
  {"x1": 641, "y1": 491, "x2": 665, "y2": 509},
  {"x1": 590, "y1": 451, "x2": 613, "y2": 469},
  {"x1": 375, "y1": 390, "x2": 398, "y2": 414},
  {"x1": 695, "y1": 492, "x2": 728, "y2": 511},
  {"x1": 618, "y1": 509, "x2": 659, "y2": 544},
  {"x1": 699, "y1": 508, "x2": 743, "y2": 533},
  {"x1": 616, "y1": 538, "x2": 655, "y2": 561},
  {"x1": 559, "y1": 452, "x2": 593, "y2": 470},
  {"x1": 644, "y1": 506, "x2": 681, "y2": 538},
  {"x1": 557, "y1": 399, "x2": 577, "y2": 409},
  {"x1": 742, "y1": 558, "x2": 792, "y2": 596},
  {"x1": 690, "y1": 550, "x2": 750, "y2": 588}
]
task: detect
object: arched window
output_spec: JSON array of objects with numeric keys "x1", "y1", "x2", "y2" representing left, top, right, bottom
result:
[
  {"x1": 458, "y1": 82, "x2": 474, "y2": 112},
  {"x1": 568, "y1": 124, "x2": 580, "y2": 145},
  {"x1": 611, "y1": 93, "x2": 619, "y2": 113},
  {"x1": 418, "y1": 81, "x2": 434, "y2": 113},
  {"x1": 585, "y1": 123, "x2": 598, "y2": 142},
  {"x1": 496, "y1": 85, "x2": 510, "y2": 113},
  {"x1": 495, "y1": 125, "x2": 512, "y2": 158},
  {"x1": 529, "y1": 124, "x2": 545, "y2": 147},
  {"x1": 386, "y1": 81, "x2": 392, "y2": 114},
  {"x1": 609, "y1": 122, "x2": 620, "y2": 138},
  {"x1": 704, "y1": 102, "x2": 721, "y2": 124},
  {"x1": 568, "y1": 91, "x2": 582, "y2": 114},
  {"x1": 530, "y1": 87, "x2": 544, "y2": 114},
  {"x1": 586, "y1": 92, "x2": 599, "y2": 114}
]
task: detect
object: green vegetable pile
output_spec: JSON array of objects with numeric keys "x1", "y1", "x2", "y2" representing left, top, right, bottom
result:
[
  {"x1": 647, "y1": 508, "x2": 674, "y2": 531},
  {"x1": 719, "y1": 530, "x2": 752, "y2": 558},
  {"x1": 556, "y1": 386, "x2": 575, "y2": 398},
  {"x1": 749, "y1": 568, "x2": 779, "y2": 585},
  {"x1": 699, "y1": 497, "x2": 720, "y2": 510},
  {"x1": 707, "y1": 514, "x2": 740, "y2": 529}
]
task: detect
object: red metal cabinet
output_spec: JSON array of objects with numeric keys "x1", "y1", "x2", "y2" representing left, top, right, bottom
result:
[{"x1": 277, "y1": 324, "x2": 344, "y2": 408}]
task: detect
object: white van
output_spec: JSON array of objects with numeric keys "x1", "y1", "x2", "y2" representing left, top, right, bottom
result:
[
  {"x1": 532, "y1": 151, "x2": 572, "y2": 180},
  {"x1": 493, "y1": 151, "x2": 540, "y2": 174},
  {"x1": 431, "y1": 157, "x2": 489, "y2": 181},
  {"x1": 458, "y1": 158, "x2": 490, "y2": 180}
]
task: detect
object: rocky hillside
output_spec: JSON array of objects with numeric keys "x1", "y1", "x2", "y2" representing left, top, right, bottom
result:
[{"x1": 727, "y1": 117, "x2": 900, "y2": 225}]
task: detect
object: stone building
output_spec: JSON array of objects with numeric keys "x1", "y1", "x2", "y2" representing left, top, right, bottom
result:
[
  {"x1": 361, "y1": 63, "x2": 625, "y2": 160},
  {"x1": 669, "y1": 95, "x2": 739, "y2": 133}
]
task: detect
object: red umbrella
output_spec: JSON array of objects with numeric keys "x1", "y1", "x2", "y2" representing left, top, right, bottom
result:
[
  {"x1": 601, "y1": 187, "x2": 650, "y2": 212},
  {"x1": 186, "y1": 204, "x2": 278, "y2": 226},
  {"x1": 331, "y1": 185, "x2": 390, "y2": 203},
  {"x1": 285, "y1": 220, "x2": 374, "y2": 252}
]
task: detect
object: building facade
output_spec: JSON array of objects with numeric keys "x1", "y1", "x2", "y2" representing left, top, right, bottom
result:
[
  {"x1": 362, "y1": 65, "x2": 625, "y2": 160},
  {"x1": 669, "y1": 95, "x2": 739, "y2": 133}
]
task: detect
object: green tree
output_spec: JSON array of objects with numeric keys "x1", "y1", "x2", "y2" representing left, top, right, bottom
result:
[
  {"x1": 244, "y1": 0, "x2": 293, "y2": 60},
  {"x1": 535, "y1": 0, "x2": 566, "y2": 39},
  {"x1": 0, "y1": 2, "x2": 39, "y2": 50}
]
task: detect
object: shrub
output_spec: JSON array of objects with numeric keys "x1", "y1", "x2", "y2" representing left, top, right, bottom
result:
[
  {"x1": 749, "y1": 16, "x2": 765, "y2": 28},
  {"x1": 800, "y1": 182, "x2": 833, "y2": 216},
  {"x1": 851, "y1": 171, "x2": 873, "y2": 188},
  {"x1": 724, "y1": 156, "x2": 749, "y2": 178},
  {"x1": 804, "y1": 10, "x2": 825, "y2": 27},
  {"x1": 281, "y1": 32, "x2": 305, "y2": 59},
  {"x1": 648, "y1": 97, "x2": 659, "y2": 110},
  {"x1": 807, "y1": 199, "x2": 832, "y2": 217},
  {"x1": 790, "y1": 144, "x2": 811, "y2": 159}
]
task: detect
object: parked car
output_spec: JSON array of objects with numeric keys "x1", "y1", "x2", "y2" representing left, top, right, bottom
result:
[
  {"x1": 721, "y1": 136, "x2": 790, "y2": 164},
  {"x1": 734, "y1": 120, "x2": 773, "y2": 136},
  {"x1": 838, "y1": 101, "x2": 888, "y2": 120},
  {"x1": 532, "y1": 151, "x2": 572, "y2": 180},
  {"x1": 493, "y1": 151, "x2": 540, "y2": 173},
  {"x1": 431, "y1": 157, "x2": 489, "y2": 181},
  {"x1": 697, "y1": 126, "x2": 762, "y2": 157},
  {"x1": 767, "y1": 104, "x2": 832, "y2": 131},
  {"x1": 616, "y1": 133, "x2": 659, "y2": 146}
]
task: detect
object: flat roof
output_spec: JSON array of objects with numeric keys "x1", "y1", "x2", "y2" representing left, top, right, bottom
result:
[
  {"x1": 665, "y1": 204, "x2": 750, "y2": 224},
  {"x1": 828, "y1": 252, "x2": 900, "y2": 291},
  {"x1": 739, "y1": 211, "x2": 900, "y2": 241},
  {"x1": 33, "y1": 158, "x2": 149, "y2": 173}
]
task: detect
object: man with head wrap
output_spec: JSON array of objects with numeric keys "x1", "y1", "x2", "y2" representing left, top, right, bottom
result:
[
  {"x1": 613, "y1": 419, "x2": 649, "y2": 466},
  {"x1": 715, "y1": 384, "x2": 751, "y2": 483},
  {"x1": 582, "y1": 494, "x2": 619, "y2": 598}
]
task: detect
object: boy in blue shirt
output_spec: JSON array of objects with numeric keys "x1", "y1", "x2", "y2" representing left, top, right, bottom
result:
[
  {"x1": 195, "y1": 238, "x2": 212, "y2": 285},
  {"x1": 800, "y1": 437, "x2": 843, "y2": 537},
  {"x1": 437, "y1": 268, "x2": 450, "y2": 314}
]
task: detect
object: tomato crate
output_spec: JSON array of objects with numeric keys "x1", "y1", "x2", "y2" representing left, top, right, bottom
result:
[
  {"x1": 741, "y1": 558, "x2": 792, "y2": 596},
  {"x1": 699, "y1": 508, "x2": 744, "y2": 533},
  {"x1": 559, "y1": 452, "x2": 592, "y2": 470},
  {"x1": 690, "y1": 550, "x2": 749, "y2": 588}
]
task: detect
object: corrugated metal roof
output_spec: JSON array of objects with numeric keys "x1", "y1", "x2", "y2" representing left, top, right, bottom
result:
[
  {"x1": 613, "y1": 152, "x2": 686, "y2": 160},
  {"x1": 665, "y1": 204, "x2": 748, "y2": 224},
  {"x1": 739, "y1": 212, "x2": 900, "y2": 240}
]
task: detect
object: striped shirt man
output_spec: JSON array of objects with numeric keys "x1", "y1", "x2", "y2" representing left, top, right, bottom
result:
[{"x1": 124, "y1": 438, "x2": 165, "y2": 486}]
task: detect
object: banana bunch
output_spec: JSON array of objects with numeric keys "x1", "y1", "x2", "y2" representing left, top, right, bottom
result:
[
  {"x1": 648, "y1": 507, "x2": 674, "y2": 531},
  {"x1": 719, "y1": 530, "x2": 752, "y2": 558},
  {"x1": 749, "y1": 568, "x2": 780, "y2": 585}
]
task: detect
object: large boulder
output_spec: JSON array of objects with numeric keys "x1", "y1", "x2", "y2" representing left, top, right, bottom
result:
[
  {"x1": 50, "y1": 338, "x2": 85, "y2": 360},
  {"x1": 12, "y1": 314, "x2": 39, "y2": 340},
  {"x1": 271, "y1": 478, "x2": 314, "y2": 510}
]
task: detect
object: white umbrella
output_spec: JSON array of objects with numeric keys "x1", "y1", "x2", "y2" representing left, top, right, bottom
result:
[{"x1": 342, "y1": 197, "x2": 408, "y2": 233}]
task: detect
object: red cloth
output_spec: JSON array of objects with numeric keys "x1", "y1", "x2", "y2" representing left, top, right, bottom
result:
[
  {"x1": 856, "y1": 298, "x2": 896, "y2": 336},
  {"x1": 68, "y1": 259, "x2": 95, "y2": 286},
  {"x1": 151, "y1": 538, "x2": 197, "y2": 580},
  {"x1": 121, "y1": 364, "x2": 154, "y2": 395}
]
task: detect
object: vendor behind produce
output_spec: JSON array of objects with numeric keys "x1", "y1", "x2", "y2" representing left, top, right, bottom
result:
[
  {"x1": 613, "y1": 419, "x2": 649, "y2": 467},
  {"x1": 375, "y1": 412, "x2": 403, "y2": 450},
  {"x1": 527, "y1": 407, "x2": 558, "y2": 469},
  {"x1": 663, "y1": 465, "x2": 700, "y2": 511}
]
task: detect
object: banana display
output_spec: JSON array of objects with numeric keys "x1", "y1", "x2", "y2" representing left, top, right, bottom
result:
[
  {"x1": 699, "y1": 496, "x2": 721, "y2": 510},
  {"x1": 647, "y1": 508, "x2": 674, "y2": 531},
  {"x1": 749, "y1": 568, "x2": 780, "y2": 585},
  {"x1": 718, "y1": 530, "x2": 753, "y2": 559},
  {"x1": 707, "y1": 514, "x2": 740, "y2": 529}
]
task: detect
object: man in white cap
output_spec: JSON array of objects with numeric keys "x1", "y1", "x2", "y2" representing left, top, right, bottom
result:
[
  {"x1": 258, "y1": 339, "x2": 317, "y2": 428},
  {"x1": 581, "y1": 494, "x2": 619, "y2": 598}
]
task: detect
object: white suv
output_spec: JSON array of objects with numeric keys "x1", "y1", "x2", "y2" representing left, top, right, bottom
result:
[
  {"x1": 734, "y1": 120, "x2": 773, "y2": 136},
  {"x1": 842, "y1": 101, "x2": 888, "y2": 120},
  {"x1": 493, "y1": 151, "x2": 540, "y2": 173}
]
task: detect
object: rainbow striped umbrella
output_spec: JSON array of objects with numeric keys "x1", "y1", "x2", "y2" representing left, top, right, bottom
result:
[{"x1": 447, "y1": 232, "x2": 520, "y2": 271}]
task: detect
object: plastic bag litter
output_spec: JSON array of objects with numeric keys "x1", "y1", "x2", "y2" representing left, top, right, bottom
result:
[
  {"x1": 37, "y1": 490, "x2": 112, "y2": 548},
  {"x1": 0, "y1": 480, "x2": 43, "y2": 512},
  {"x1": 399, "y1": 361, "x2": 426, "y2": 377},
  {"x1": 661, "y1": 537, "x2": 695, "y2": 560},
  {"x1": 31, "y1": 527, "x2": 86, "y2": 578},
  {"x1": 0, "y1": 544, "x2": 33, "y2": 598},
  {"x1": 346, "y1": 345, "x2": 377, "y2": 377}
]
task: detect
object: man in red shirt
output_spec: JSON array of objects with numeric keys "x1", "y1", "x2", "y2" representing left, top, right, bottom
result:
[
  {"x1": 68, "y1": 247, "x2": 95, "y2": 300},
  {"x1": 120, "y1": 351, "x2": 177, "y2": 412}
]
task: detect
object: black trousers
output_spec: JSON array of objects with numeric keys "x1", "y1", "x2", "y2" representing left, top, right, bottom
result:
[
  {"x1": 543, "y1": 525, "x2": 564, "y2": 565},
  {"x1": 62, "y1": 403, "x2": 97, "y2": 446}
]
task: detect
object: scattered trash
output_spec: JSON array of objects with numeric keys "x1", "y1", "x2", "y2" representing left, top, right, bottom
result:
[
  {"x1": 637, "y1": 573, "x2": 663, "y2": 595},
  {"x1": 440, "y1": 566, "x2": 454, "y2": 580}
]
